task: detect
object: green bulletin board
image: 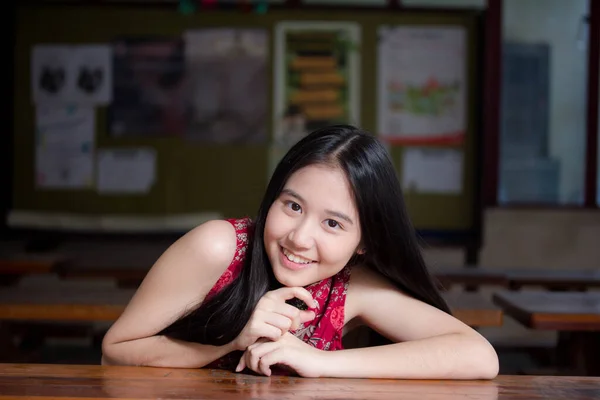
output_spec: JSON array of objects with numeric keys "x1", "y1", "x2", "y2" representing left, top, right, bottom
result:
[{"x1": 13, "y1": 5, "x2": 480, "y2": 232}]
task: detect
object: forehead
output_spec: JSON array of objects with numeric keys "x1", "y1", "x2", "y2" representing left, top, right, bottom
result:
[{"x1": 283, "y1": 164, "x2": 357, "y2": 211}]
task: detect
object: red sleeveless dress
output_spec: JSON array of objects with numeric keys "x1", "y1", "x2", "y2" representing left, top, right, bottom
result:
[{"x1": 205, "y1": 217, "x2": 351, "y2": 372}]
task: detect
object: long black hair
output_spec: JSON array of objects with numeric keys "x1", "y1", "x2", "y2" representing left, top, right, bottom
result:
[{"x1": 159, "y1": 125, "x2": 450, "y2": 345}]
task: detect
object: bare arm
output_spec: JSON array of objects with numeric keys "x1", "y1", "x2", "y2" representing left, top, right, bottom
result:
[
  {"x1": 101, "y1": 220, "x2": 238, "y2": 368},
  {"x1": 101, "y1": 335, "x2": 236, "y2": 368},
  {"x1": 323, "y1": 266, "x2": 499, "y2": 380}
]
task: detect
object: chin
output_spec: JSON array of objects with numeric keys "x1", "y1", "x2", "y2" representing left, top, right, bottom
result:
[{"x1": 273, "y1": 268, "x2": 306, "y2": 287}]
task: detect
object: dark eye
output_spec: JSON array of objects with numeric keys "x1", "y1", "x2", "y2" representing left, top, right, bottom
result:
[
  {"x1": 287, "y1": 201, "x2": 302, "y2": 212},
  {"x1": 326, "y1": 219, "x2": 340, "y2": 229}
]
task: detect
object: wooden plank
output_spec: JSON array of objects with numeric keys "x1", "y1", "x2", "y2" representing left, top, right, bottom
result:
[
  {"x1": 492, "y1": 290, "x2": 600, "y2": 331},
  {"x1": 0, "y1": 287, "x2": 501, "y2": 328},
  {"x1": 0, "y1": 254, "x2": 68, "y2": 274},
  {"x1": 444, "y1": 292, "x2": 503, "y2": 327},
  {"x1": 1, "y1": 364, "x2": 600, "y2": 399},
  {"x1": 432, "y1": 267, "x2": 508, "y2": 289},
  {"x1": 0, "y1": 288, "x2": 135, "y2": 322},
  {"x1": 506, "y1": 269, "x2": 600, "y2": 291}
]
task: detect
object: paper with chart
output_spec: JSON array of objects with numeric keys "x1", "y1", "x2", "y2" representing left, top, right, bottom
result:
[
  {"x1": 35, "y1": 106, "x2": 95, "y2": 189},
  {"x1": 270, "y1": 21, "x2": 361, "y2": 178},
  {"x1": 401, "y1": 148, "x2": 463, "y2": 194},
  {"x1": 273, "y1": 21, "x2": 361, "y2": 148},
  {"x1": 96, "y1": 148, "x2": 156, "y2": 194},
  {"x1": 378, "y1": 26, "x2": 466, "y2": 145}
]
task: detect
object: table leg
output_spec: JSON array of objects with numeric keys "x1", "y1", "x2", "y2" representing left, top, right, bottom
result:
[{"x1": 556, "y1": 331, "x2": 600, "y2": 376}]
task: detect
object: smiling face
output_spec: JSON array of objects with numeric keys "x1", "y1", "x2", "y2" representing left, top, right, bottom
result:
[{"x1": 263, "y1": 163, "x2": 363, "y2": 288}]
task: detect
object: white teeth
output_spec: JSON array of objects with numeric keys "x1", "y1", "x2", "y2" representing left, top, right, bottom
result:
[{"x1": 282, "y1": 248, "x2": 312, "y2": 264}]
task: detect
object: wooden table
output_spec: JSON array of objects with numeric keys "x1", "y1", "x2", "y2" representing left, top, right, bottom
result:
[
  {"x1": 55, "y1": 244, "x2": 168, "y2": 288},
  {"x1": 505, "y1": 269, "x2": 600, "y2": 291},
  {"x1": 433, "y1": 267, "x2": 509, "y2": 290},
  {"x1": 432, "y1": 266, "x2": 600, "y2": 292},
  {"x1": 0, "y1": 253, "x2": 68, "y2": 286},
  {"x1": 0, "y1": 364, "x2": 599, "y2": 399},
  {"x1": 443, "y1": 292, "x2": 503, "y2": 328},
  {"x1": 492, "y1": 290, "x2": 600, "y2": 376},
  {"x1": 0, "y1": 287, "x2": 135, "y2": 322}
]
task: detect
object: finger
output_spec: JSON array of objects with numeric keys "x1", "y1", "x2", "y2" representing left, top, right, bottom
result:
[
  {"x1": 247, "y1": 338, "x2": 270, "y2": 352},
  {"x1": 271, "y1": 303, "x2": 304, "y2": 330},
  {"x1": 235, "y1": 354, "x2": 246, "y2": 372},
  {"x1": 254, "y1": 322, "x2": 285, "y2": 342},
  {"x1": 263, "y1": 312, "x2": 293, "y2": 334},
  {"x1": 259, "y1": 348, "x2": 287, "y2": 377},
  {"x1": 273, "y1": 302, "x2": 303, "y2": 321},
  {"x1": 283, "y1": 307, "x2": 314, "y2": 330},
  {"x1": 250, "y1": 340, "x2": 280, "y2": 359},
  {"x1": 272, "y1": 287, "x2": 316, "y2": 308},
  {"x1": 298, "y1": 310, "x2": 316, "y2": 324},
  {"x1": 248, "y1": 342, "x2": 279, "y2": 373},
  {"x1": 248, "y1": 347, "x2": 261, "y2": 373},
  {"x1": 249, "y1": 342, "x2": 281, "y2": 376}
]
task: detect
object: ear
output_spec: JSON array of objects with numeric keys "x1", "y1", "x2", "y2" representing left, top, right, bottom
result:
[{"x1": 356, "y1": 247, "x2": 366, "y2": 255}]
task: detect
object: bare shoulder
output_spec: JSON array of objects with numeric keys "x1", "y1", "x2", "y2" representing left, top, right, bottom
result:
[
  {"x1": 345, "y1": 264, "x2": 414, "y2": 323},
  {"x1": 345, "y1": 265, "x2": 393, "y2": 323},
  {"x1": 103, "y1": 219, "x2": 239, "y2": 344},
  {"x1": 173, "y1": 219, "x2": 238, "y2": 271},
  {"x1": 132, "y1": 218, "x2": 240, "y2": 298}
]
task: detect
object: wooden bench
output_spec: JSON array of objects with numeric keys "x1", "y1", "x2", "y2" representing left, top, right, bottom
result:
[
  {"x1": 54, "y1": 242, "x2": 168, "y2": 288},
  {"x1": 0, "y1": 287, "x2": 502, "y2": 327},
  {"x1": 432, "y1": 266, "x2": 509, "y2": 290},
  {"x1": 0, "y1": 253, "x2": 69, "y2": 286},
  {"x1": 492, "y1": 290, "x2": 600, "y2": 376},
  {"x1": 505, "y1": 269, "x2": 600, "y2": 291}
]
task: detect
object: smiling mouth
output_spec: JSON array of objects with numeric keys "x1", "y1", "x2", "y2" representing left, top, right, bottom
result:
[{"x1": 281, "y1": 246, "x2": 315, "y2": 265}]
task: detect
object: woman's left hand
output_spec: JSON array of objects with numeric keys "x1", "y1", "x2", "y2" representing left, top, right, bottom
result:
[{"x1": 235, "y1": 332, "x2": 325, "y2": 377}]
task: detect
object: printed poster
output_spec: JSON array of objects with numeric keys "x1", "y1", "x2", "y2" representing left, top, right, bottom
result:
[
  {"x1": 270, "y1": 21, "x2": 361, "y2": 177},
  {"x1": 109, "y1": 37, "x2": 188, "y2": 137},
  {"x1": 69, "y1": 45, "x2": 113, "y2": 105},
  {"x1": 401, "y1": 148, "x2": 463, "y2": 194},
  {"x1": 35, "y1": 106, "x2": 95, "y2": 189},
  {"x1": 31, "y1": 44, "x2": 112, "y2": 105},
  {"x1": 377, "y1": 26, "x2": 466, "y2": 145},
  {"x1": 184, "y1": 29, "x2": 269, "y2": 144},
  {"x1": 96, "y1": 148, "x2": 156, "y2": 194}
]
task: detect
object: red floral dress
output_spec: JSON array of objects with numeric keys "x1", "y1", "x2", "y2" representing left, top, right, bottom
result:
[{"x1": 205, "y1": 217, "x2": 351, "y2": 372}]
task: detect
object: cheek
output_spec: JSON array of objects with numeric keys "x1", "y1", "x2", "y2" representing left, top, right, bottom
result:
[
  {"x1": 264, "y1": 208, "x2": 286, "y2": 242},
  {"x1": 321, "y1": 237, "x2": 360, "y2": 265}
]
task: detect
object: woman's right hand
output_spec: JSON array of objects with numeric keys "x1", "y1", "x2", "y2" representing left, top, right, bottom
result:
[{"x1": 232, "y1": 287, "x2": 316, "y2": 351}]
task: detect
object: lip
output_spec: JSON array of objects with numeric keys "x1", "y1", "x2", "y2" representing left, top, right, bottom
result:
[{"x1": 279, "y1": 246, "x2": 315, "y2": 271}]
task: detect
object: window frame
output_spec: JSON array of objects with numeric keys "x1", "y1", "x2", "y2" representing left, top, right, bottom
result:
[{"x1": 482, "y1": 0, "x2": 599, "y2": 209}]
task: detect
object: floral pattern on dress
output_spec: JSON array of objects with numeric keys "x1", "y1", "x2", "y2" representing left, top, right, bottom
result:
[
  {"x1": 204, "y1": 217, "x2": 352, "y2": 372},
  {"x1": 205, "y1": 217, "x2": 251, "y2": 300},
  {"x1": 289, "y1": 266, "x2": 351, "y2": 352}
]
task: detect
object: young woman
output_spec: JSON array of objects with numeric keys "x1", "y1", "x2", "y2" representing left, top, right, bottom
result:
[{"x1": 102, "y1": 125, "x2": 499, "y2": 380}]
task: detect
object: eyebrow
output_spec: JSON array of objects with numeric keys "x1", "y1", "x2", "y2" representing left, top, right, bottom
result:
[{"x1": 281, "y1": 188, "x2": 355, "y2": 225}]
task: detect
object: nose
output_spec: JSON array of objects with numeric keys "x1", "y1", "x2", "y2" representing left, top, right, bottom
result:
[{"x1": 287, "y1": 218, "x2": 315, "y2": 250}]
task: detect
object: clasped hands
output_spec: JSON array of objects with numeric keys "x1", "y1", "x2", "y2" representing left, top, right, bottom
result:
[{"x1": 232, "y1": 287, "x2": 324, "y2": 377}]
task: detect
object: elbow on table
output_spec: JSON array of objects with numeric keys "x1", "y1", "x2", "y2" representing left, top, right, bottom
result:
[
  {"x1": 100, "y1": 334, "x2": 143, "y2": 367},
  {"x1": 469, "y1": 337, "x2": 500, "y2": 380},
  {"x1": 100, "y1": 338, "x2": 123, "y2": 366}
]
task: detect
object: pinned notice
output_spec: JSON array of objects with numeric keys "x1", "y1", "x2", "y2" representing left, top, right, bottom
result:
[
  {"x1": 97, "y1": 148, "x2": 156, "y2": 194},
  {"x1": 401, "y1": 148, "x2": 463, "y2": 194}
]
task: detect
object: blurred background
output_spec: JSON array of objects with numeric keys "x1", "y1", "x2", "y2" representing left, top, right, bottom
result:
[{"x1": 0, "y1": 0, "x2": 599, "y2": 377}]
